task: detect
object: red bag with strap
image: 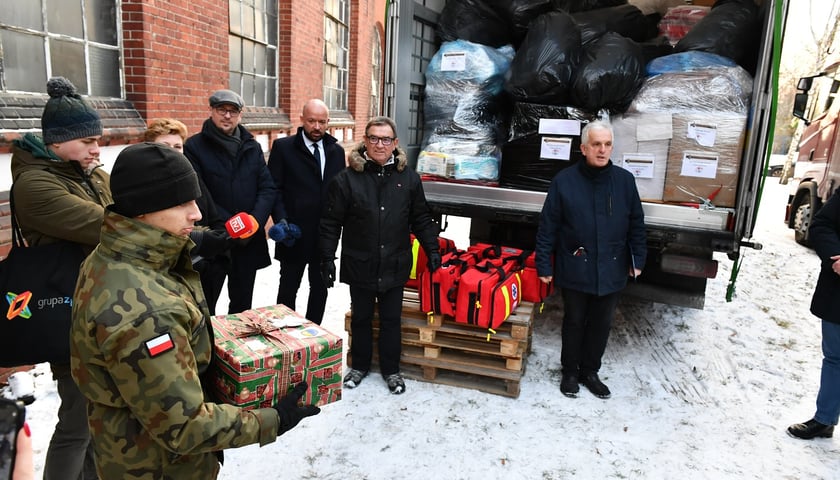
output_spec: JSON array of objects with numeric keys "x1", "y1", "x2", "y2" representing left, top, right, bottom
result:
[
  {"x1": 520, "y1": 252, "x2": 554, "y2": 303},
  {"x1": 406, "y1": 234, "x2": 456, "y2": 289},
  {"x1": 419, "y1": 251, "x2": 472, "y2": 317},
  {"x1": 455, "y1": 261, "x2": 522, "y2": 330},
  {"x1": 467, "y1": 243, "x2": 529, "y2": 273}
]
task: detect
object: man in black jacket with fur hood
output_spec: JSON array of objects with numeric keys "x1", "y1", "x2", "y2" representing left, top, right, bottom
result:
[{"x1": 319, "y1": 116, "x2": 441, "y2": 395}]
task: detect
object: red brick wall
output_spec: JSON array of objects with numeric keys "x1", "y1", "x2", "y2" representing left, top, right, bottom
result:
[{"x1": 122, "y1": 0, "x2": 231, "y2": 138}]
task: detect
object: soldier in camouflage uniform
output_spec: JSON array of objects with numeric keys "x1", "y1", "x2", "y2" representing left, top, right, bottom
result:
[{"x1": 70, "y1": 143, "x2": 320, "y2": 479}]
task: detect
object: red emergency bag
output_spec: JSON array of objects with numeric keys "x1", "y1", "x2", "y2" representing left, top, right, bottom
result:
[
  {"x1": 467, "y1": 243, "x2": 530, "y2": 273},
  {"x1": 520, "y1": 252, "x2": 554, "y2": 303},
  {"x1": 406, "y1": 234, "x2": 456, "y2": 289},
  {"x1": 419, "y1": 251, "x2": 471, "y2": 317},
  {"x1": 455, "y1": 261, "x2": 522, "y2": 330}
]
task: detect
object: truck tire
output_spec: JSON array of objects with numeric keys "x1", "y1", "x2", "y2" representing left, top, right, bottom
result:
[{"x1": 792, "y1": 190, "x2": 814, "y2": 246}]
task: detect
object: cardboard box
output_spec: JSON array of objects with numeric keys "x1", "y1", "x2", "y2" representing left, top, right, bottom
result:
[
  {"x1": 612, "y1": 112, "x2": 671, "y2": 201},
  {"x1": 663, "y1": 112, "x2": 747, "y2": 208},
  {"x1": 209, "y1": 305, "x2": 342, "y2": 409}
]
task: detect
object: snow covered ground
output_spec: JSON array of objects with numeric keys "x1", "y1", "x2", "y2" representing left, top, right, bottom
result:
[{"x1": 17, "y1": 179, "x2": 840, "y2": 479}]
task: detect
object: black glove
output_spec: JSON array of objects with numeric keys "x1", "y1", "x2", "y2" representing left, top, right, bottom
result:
[
  {"x1": 428, "y1": 251, "x2": 442, "y2": 272},
  {"x1": 320, "y1": 260, "x2": 336, "y2": 288},
  {"x1": 190, "y1": 229, "x2": 232, "y2": 258},
  {"x1": 272, "y1": 382, "x2": 321, "y2": 435}
]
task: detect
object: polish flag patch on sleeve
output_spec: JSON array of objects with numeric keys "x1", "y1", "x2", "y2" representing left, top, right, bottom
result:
[{"x1": 145, "y1": 333, "x2": 175, "y2": 357}]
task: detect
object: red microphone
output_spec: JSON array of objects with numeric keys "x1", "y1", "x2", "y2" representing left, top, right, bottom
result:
[{"x1": 225, "y1": 212, "x2": 259, "y2": 239}]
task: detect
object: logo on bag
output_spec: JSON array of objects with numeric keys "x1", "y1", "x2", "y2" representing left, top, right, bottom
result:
[
  {"x1": 5, "y1": 291, "x2": 33, "y2": 319},
  {"x1": 5, "y1": 292, "x2": 73, "y2": 320}
]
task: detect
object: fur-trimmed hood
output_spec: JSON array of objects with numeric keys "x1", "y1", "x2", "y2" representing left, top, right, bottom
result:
[{"x1": 348, "y1": 142, "x2": 408, "y2": 172}]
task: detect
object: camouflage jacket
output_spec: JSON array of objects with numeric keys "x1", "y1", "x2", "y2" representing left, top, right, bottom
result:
[{"x1": 71, "y1": 211, "x2": 279, "y2": 479}]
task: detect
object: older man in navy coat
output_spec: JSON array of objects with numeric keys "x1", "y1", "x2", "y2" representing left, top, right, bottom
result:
[
  {"x1": 535, "y1": 120, "x2": 646, "y2": 400},
  {"x1": 267, "y1": 99, "x2": 345, "y2": 324}
]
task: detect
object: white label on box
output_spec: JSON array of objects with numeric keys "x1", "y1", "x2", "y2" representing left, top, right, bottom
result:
[
  {"x1": 540, "y1": 136, "x2": 572, "y2": 160},
  {"x1": 681, "y1": 152, "x2": 719, "y2": 178},
  {"x1": 623, "y1": 153, "x2": 655, "y2": 178},
  {"x1": 440, "y1": 52, "x2": 467, "y2": 71},
  {"x1": 687, "y1": 121, "x2": 717, "y2": 147},
  {"x1": 538, "y1": 118, "x2": 580, "y2": 136},
  {"x1": 245, "y1": 338, "x2": 269, "y2": 351},
  {"x1": 637, "y1": 113, "x2": 672, "y2": 141}
]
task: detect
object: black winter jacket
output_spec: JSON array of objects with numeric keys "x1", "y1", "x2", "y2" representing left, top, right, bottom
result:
[
  {"x1": 268, "y1": 127, "x2": 346, "y2": 262},
  {"x1": 810, "y1": 188, "x2": 840, "y2": 323},
  {"x1": 320, "y1": 144, "x2": 440, "y2": 291},
  {"x1": 535, "y1": 160, "x2": 646, "y2": 296},
  {"x1": 184, "y1": 119, "x2": 276, "y2": 271}
]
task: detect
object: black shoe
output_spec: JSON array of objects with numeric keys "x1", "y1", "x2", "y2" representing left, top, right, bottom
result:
[
  {"x1": 787, "y1": 419, "x2": 834, "y2": 440},
  {"x1": 581, "y1": 372, "x2": 611, "y2": 399},
  {"x1": 560, "y1": 374, "x2": 579, "y2": 398}
]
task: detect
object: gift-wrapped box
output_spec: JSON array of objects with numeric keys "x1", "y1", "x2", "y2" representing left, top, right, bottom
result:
[{"x1": 209, "y1": 304, "x2": 342, "y2": 409}]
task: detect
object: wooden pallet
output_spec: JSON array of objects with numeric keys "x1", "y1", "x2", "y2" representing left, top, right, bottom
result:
[
  {"x1": 352, "y1": 356, "x2": 522, "y2": 398},
  {"x1": 344, "y1": 292, "x2": 535, "y2": 398}
]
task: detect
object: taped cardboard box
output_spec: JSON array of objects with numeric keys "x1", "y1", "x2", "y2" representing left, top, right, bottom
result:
[
  {"x1": 663, "y1": 112, "x2": 746, "y2": 207},
  {"x1": 209, "y1": 304, "x2": 342, "y2": 409},
  {"x1": 612, "y1": 112, "x2": 671, "y2": 201}
]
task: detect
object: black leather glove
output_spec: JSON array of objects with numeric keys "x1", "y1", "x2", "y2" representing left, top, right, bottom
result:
[
  {"x1": 190, "y1": 229, "x2": 232, "y2": 258},
  {"x1": 428, "y1": 251, "x2": 442, "y2": 272},
  {"x1": 320, "y1": 260, "x2": 336, "y2": 288},
  {"x1": 272, "y1": 382, "x2": 321, "y2": 435}
]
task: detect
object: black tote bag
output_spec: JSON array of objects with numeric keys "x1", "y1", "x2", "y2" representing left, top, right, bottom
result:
[{"x1": 0, "y1": 189, "x2": 87, "y2": 367}]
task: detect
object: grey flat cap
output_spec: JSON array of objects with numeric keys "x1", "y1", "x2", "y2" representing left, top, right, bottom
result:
[{"x1": 209, "y1": 89, "x2": 244, "y2": 109}]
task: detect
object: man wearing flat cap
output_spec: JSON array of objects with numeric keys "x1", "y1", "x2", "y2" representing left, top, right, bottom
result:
[
  {"x1": 70, "y1": 143, "x2": 319, "y2": 479},
  {"x1": 184, "y1": 89, "x2": 277, "y2": 314}
]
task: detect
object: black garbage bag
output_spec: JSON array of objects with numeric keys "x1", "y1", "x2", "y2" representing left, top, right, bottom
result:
[
  {"x1": 571, "y1": 4, "x2": 659, "y2": 45},
  {"x1": 674, "y1": 0, "x2": 759, "y2": 68},
  {"x1": 570, "y1": 32, "x2": 645, "y2": 113},
  {"x1": 504, "y1": 11, "x2": 581, "y2": 105},
  {"x1": 437, "y1": 0, "x2": 513, "y2": 48},
  {"x1": 551, "y1": 0, "x2": 627, "y2": 13},
  {"x1": 508, "y1": 0, "x2": 555, "y2": 47}
]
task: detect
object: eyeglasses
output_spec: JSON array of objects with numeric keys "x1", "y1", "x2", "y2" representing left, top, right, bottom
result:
[
  {"x1": 214, "y1": 107, "x2": 241, "y2": 117},
  {"x1": 366, "y1": 135, "x2": 394, "y2": 146}
]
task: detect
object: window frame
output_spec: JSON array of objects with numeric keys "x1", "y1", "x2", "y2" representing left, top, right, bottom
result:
[
  {"x1": 0, "y1": 0, "x2": 122, "y2": 97},
  {"x1": 228, "y1": 0, "x2": 279, "y2": 108}
]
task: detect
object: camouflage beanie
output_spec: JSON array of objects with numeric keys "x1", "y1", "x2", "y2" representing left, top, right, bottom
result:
[
  {"x1": 110, "y1": 142, "x2": 201, "y2": 218},
  {"x1": 41, "y1": 77, "x2": 103, "y2": 144}
]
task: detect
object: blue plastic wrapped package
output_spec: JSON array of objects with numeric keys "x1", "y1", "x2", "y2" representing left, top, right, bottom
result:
[
  {"x1": 628, "y1": 65, "x2": 753, "y2": 114},
  {"x1": 647, "y1": 51, "x2": 737, "y2": 76},
  {"x1": 419, "y1": 40, "x2": 514, "y2": 183}
]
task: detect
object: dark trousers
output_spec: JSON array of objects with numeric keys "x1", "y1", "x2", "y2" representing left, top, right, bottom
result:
[
  {"x1": 560, "y1": 288, "x2": 621, "y2": 377},
  {"x1": 226, "y1": 259, "x2": 258, "y2": 314},
  {"x1": 197, "y1": 258, "x2": 228, "y2": 315},
  {"x1": 44, "y1": 365, "x2": 97, "y2": 480},
  {"x1": 277, "y1": 257, "x2": 328, "y2": 324},
  {"x1": 349, "y1": 285, "x2": 404, "y2": 377}
]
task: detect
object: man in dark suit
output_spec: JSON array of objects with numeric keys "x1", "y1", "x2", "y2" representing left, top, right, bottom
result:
[
  {"x1": 267, "y1": 99, "x2": 346, "y2": 324},
  {"x1": 184, "y1": 89, "x2": 277, "y2": 314}
]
